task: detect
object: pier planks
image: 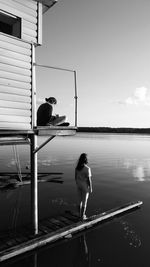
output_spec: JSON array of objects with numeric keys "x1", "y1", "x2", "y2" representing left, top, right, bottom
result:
[{"x1": 0, "y1": 201, "x2": 143, "y2": 262}]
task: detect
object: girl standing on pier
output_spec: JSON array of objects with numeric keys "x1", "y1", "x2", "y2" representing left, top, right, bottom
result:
[{"x1": 75, "y1": 153, "x2": 92, "y2": 220}]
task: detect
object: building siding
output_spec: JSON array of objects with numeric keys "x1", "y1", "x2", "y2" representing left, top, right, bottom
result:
[
  {"x1": 0, "y1": 0, "x2": 43, "y2": 129},
  {"x1": 0, "y1": 35, "x2": 32, "y2": 129},
  {"x1": 0, "y1": 0, "x2": 38, "y2": 44}
]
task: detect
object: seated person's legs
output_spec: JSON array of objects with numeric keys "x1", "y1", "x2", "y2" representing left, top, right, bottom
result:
[{"x1": 46, "y1": 115, "x2": 66, "y2": 126}]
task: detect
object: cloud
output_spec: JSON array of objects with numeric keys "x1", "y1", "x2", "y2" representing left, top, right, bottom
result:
[
  {"x1": 121, "y1": 87, "x2": 150, "y2": 106},
  {"x1": 125, "y1": 97, "x2": 137, "y2": 105},
  {"x1": 134, "y1": 87, "x2": 147, "y2": 101}
]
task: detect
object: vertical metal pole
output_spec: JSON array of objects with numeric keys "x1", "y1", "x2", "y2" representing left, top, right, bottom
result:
[
  {"x1": 74, "y1": 71, "x2": 78, "y2": 127},
  {"x1": 32, "y1": 44, "x2": 37, "y2": 128},
  {"x1": 30, "y1": 135, "x2": 38, "y2": 235},
  {"x1": 31, "y1": 44, "x2": 38, "y2": 235}
]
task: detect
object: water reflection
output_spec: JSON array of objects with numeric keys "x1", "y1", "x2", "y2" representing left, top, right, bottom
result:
[
  {"x1": 119, "y1": 219, "x2": 141, "y2": 248},
  {"x1": 133, "y1": 166, "x2": 145, "y2": 182},
  {"x1": 0, "y1": 133, "x2": 150, "y2": 266},
  {"x1": 32, "y1": 253, "x2": 37, "y2": 267},
  {"x1": 73, "y1": 234, "x2": 91, "y2": 267},
  {"x1": 123, "y1": 158, "x2": 150, "y2": 182}
]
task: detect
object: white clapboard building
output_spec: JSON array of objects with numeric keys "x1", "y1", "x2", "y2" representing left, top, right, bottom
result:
[{"x1": 0, "y1": 0, "x2": 57, "y2": 130}]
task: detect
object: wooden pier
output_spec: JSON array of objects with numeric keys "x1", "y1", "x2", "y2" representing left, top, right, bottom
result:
[{"x1": 0, "y1": 201, "x2": 143, "y2": 262}]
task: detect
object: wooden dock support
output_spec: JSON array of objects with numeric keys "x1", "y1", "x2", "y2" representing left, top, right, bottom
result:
[
  {"x1": 30, "y1": 134, "x2": 38, "y2": 235},
  {"x1": 0, "y1": 201, "x2": 143, "y2": 262},
  {"x1": 33, "y1": 136, "x2": 55, "y2": 154}
]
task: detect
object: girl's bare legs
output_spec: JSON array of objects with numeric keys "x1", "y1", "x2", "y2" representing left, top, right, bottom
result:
[
  {"x1": 81, "y1": 192, "x2": 89, "y2": 219},
  {"x1": 77, "y1": 187, "x2": 83, "y2": 216}
]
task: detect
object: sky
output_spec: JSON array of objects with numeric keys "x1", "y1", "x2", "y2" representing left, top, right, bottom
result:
[{"x1": 36, "y1": 0, "x2": 150, "y2": 128}]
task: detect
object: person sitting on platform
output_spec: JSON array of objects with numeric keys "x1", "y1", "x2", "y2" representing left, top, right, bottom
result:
[{"x1": 37, "y1": 97, "x2": 69, "y2": 126}]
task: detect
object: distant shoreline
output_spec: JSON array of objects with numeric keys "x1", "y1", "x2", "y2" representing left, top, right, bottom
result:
[{"x1": 77, "y1": 127, "x2": 150, "y2": 134}]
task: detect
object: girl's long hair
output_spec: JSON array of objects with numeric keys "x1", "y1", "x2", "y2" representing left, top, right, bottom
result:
[{"x1": 76, "y1": 153, "x2": 88, "y2": 171}]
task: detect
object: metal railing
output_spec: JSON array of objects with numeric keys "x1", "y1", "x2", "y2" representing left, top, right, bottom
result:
[{"x1": 33, "y1": 63, "x2": 78, "y2": 127}]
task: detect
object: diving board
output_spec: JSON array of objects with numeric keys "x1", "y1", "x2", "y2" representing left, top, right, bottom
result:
[{"x1": 0, "y1": 201, "x2": 143, "y2": 262}]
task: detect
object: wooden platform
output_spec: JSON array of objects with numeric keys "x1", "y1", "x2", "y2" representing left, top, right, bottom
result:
[
  {"x1": 0, "y1": 201, "x2": 143, "y2": 262},
  {"x1": 34, "y1": 126, "x2": 77, "y2": 136},
  {"x1": 0, "y1": 126, "x2": 77, "y2": 138},
  {"x1": 0, "y1": 130, "x2": 33, "y2": 137}
]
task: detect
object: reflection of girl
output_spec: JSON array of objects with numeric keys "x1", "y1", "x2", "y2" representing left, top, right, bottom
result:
[
  {"x1": 75, "y1": 153, "x2": 92, "y2": 220},
  {"x1": 73, "y1": 234, "x2": 91, "y2": 267}
]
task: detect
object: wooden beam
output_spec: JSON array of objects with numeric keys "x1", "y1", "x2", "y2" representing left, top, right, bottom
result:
[
  {"x1": 0, "y1": 201, "x2": 143, "y2": 262},
  {"x1": 34, "y1": 0, "x2": 57, "y2": 7},
  {"x1": 0, "y1": 130, "x2": 34, "y2": 135},
  {"x1": 34, "y1": 126, "x2": 77, "y2": 136},
  {"x1": 33, "y1": 0, "x2": 57, "y2": 13},
  {"x1": 0, "y1": 126, "x2": 77, "y2": 137},
  {"x1": 33, "y1": 135, "x2": 55, "y2": 154},
  {"x1": 0, "y1": 137, "x2": 30, "y2": 145}
]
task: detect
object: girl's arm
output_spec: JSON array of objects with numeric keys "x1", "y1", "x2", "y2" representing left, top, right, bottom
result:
[{"x1": 88, "y1": 176, "x2": 92, "y2": 193}]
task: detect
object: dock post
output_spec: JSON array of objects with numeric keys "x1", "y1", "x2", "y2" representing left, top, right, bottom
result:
[
  {"x1": 30, "y1": 134, "x2": 38, "y2": 235},
  {"x1": 30, "y1": 43, "x2": 38, "y2": 235},
  {"x1": 74, "y1": 70, "x2": 78, "y2": 127}
]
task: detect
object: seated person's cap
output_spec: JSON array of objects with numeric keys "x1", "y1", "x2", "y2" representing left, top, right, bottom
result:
[{"x1": 45, "y1": 97, "x2": 57, "y2": 104}]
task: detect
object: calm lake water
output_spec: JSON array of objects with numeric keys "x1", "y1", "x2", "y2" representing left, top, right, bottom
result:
[{"x1": 1, "y1": 132, "x2": 150, "y2": 266}]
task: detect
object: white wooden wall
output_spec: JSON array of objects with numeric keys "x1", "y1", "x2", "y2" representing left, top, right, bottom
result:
[
  {"x1": 0, "y1": 35, "x2": 32, "y2": 129},
  {"x1": 0, "y1": 0, "x2": 38, "y2": 44},
  {"x1": 0, "y1": 0, "x2": 42, "y2": 129}
]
